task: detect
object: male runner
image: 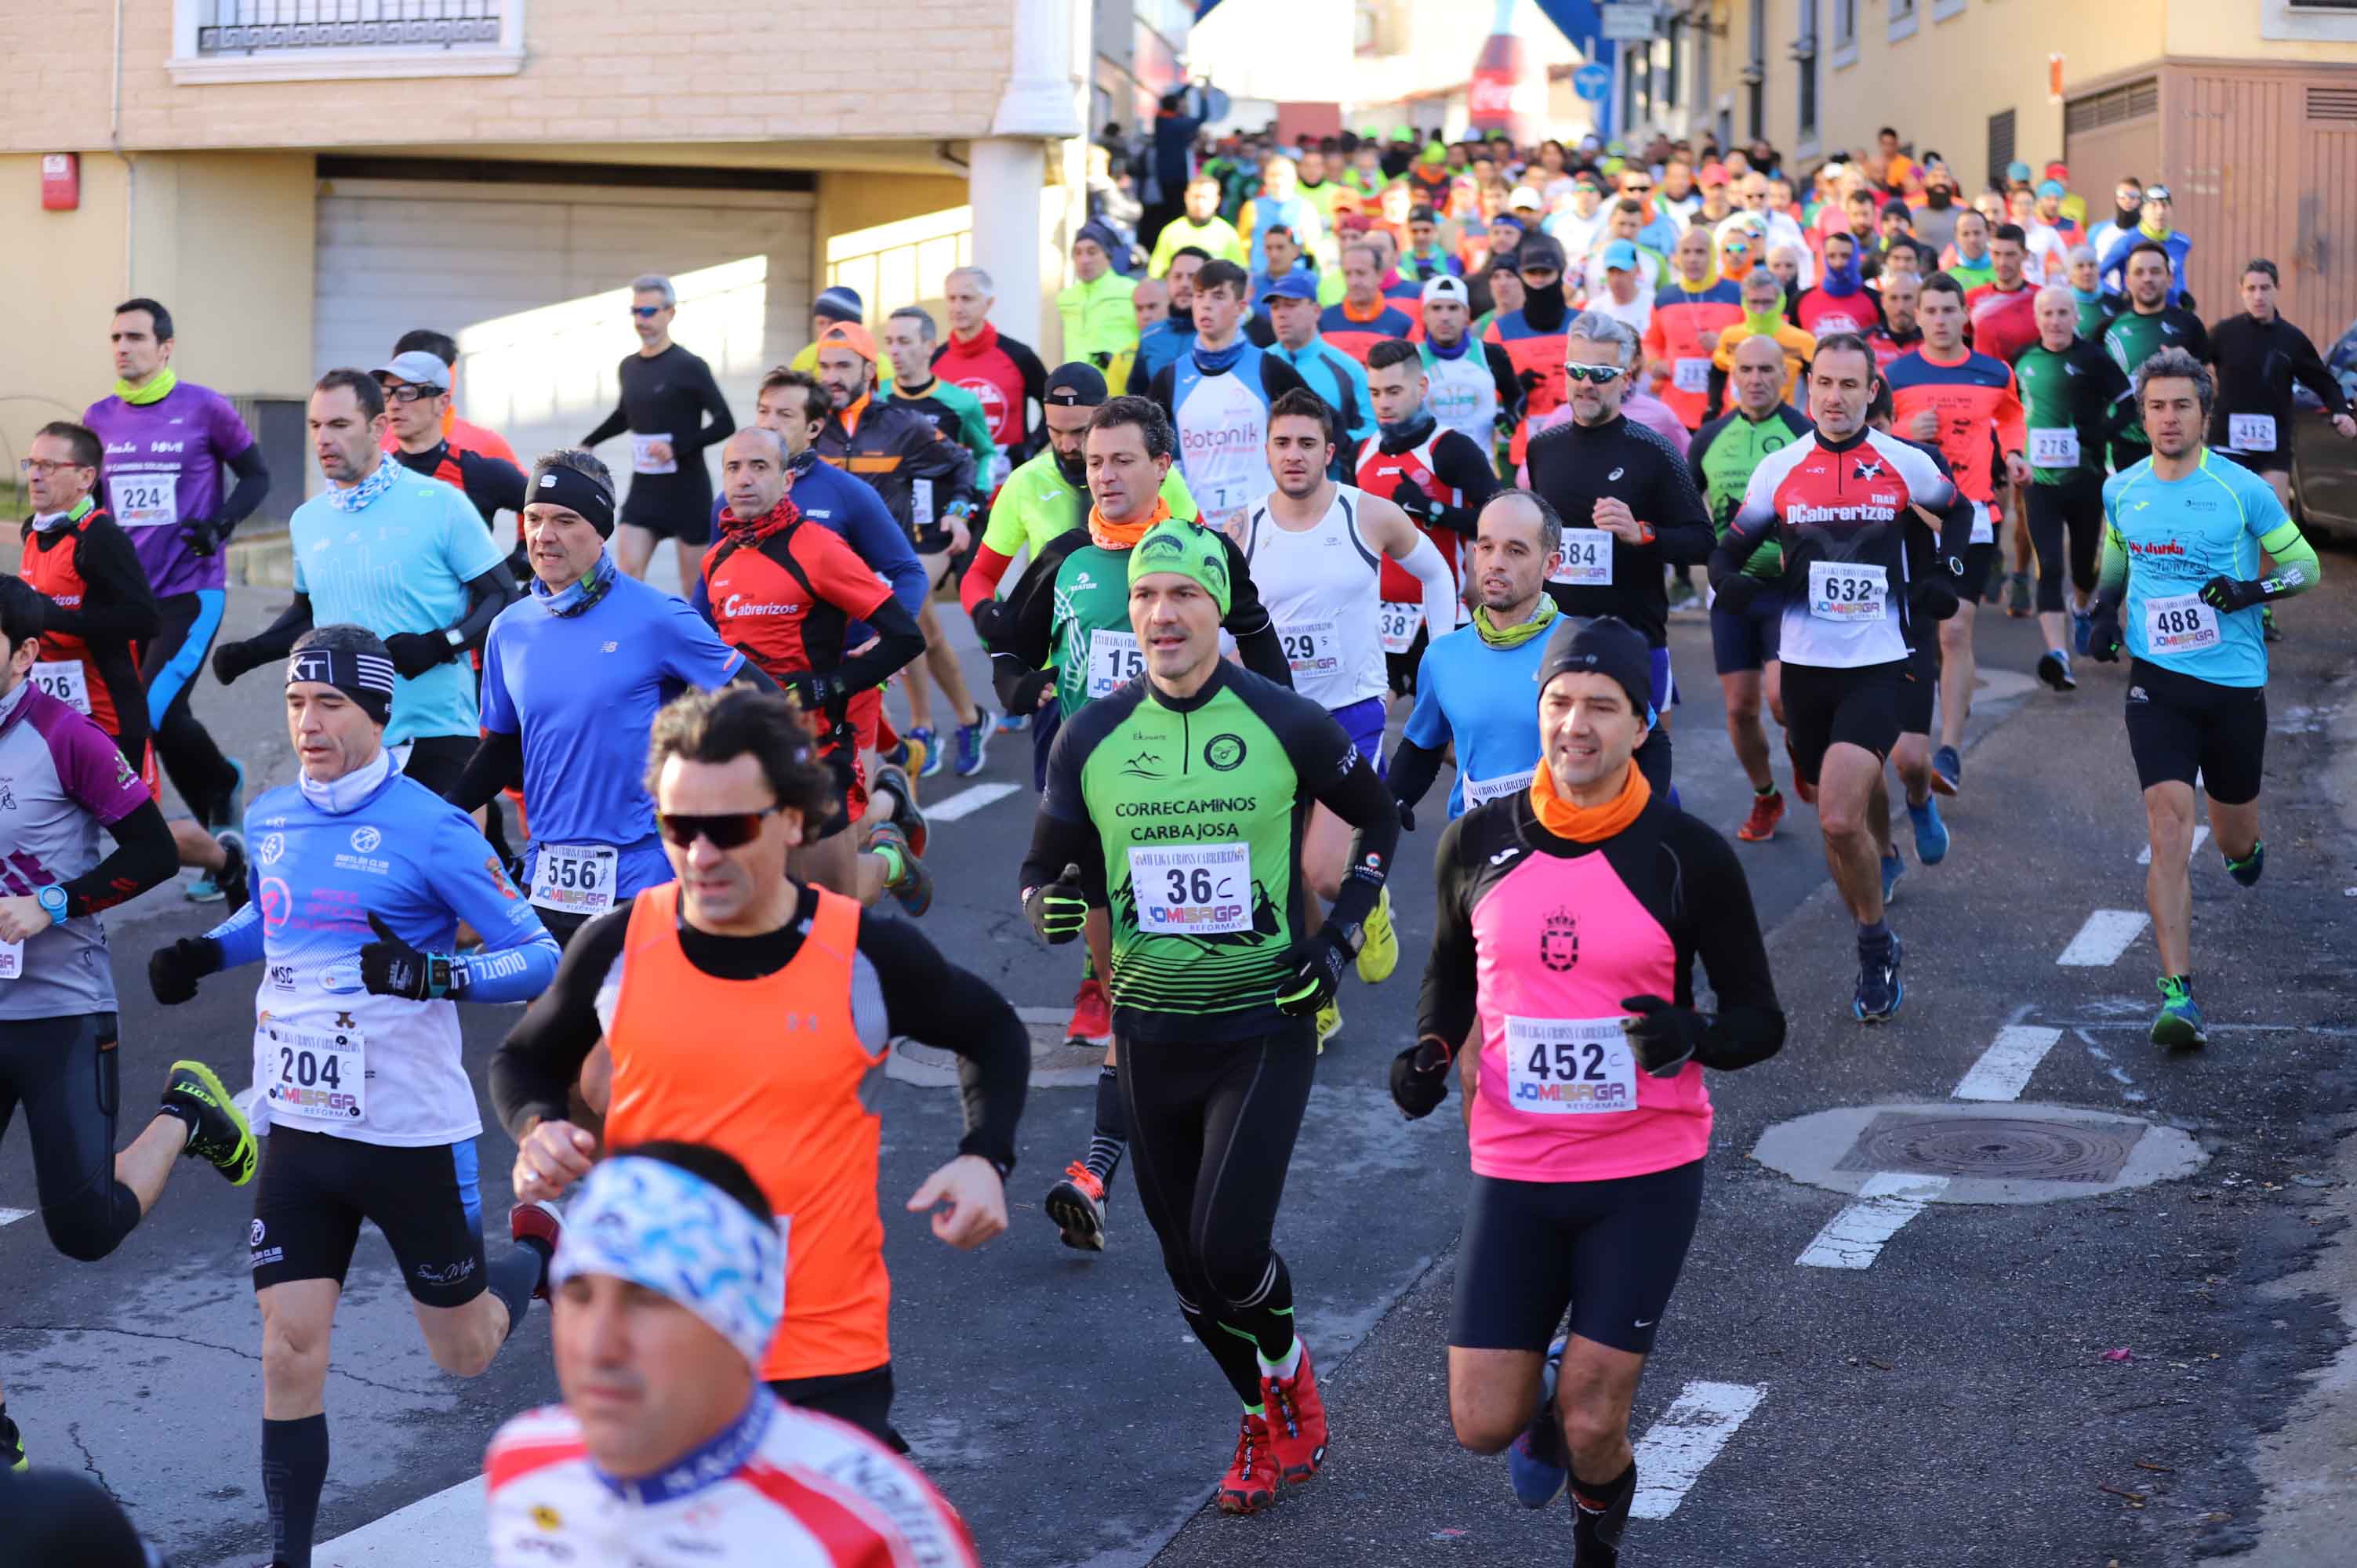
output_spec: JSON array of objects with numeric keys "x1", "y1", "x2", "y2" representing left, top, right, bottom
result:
[
  {"x1": 1144, "y1": 260, "x2": 1310, "y2": 539},
  {"x1": 1266, "y1": 273, "x2": 1378, "y2": 457},
  {"x1": 1019, "y1": 518, "x2": 1399, "y2": 1513},
  {"x1": 1357, "y1": 337, "x2": 1501, "y2": 697},
  {"x1": 2098, "y1": 185, "x2": 2195, "y2": 306},
  {"x1": 1690, "y1": 335, "x2": 1811, "y2": 839},
  {"x1": 1243, "y1": 390, "x2": 1456, "y2": 1040},
  {"x1": 2102, "y1": 242, "x2": 2210, "y2": 473},
  {"x1": 209, "y1": 371, "x2": 518, "y2": 797},
  {"x1": 380, "y1": 328, "x2": 521, "y2": 469},
  {"x1": 986, "y1": 397, "x2": 1287, "y2": 1249},
  {"x1": 1886, "y1": 273, "x2": 2028, "y2": 797},
  {"x1": 811, "y1": 322, "x2": 993, "y2": 778},
  {"x1": 146, "y1": 624, "x2": 563, "y2": 1568},
  {"x1": 2205, "y1": 256, "x2": 2357, "y2": 512},
  {"x1": 1710, "y1": 333, "x2": 1973, "y2": 1022},
  {"x1": 1150, "y1": 176, "x2": 1248, "y2": 276},
  {"x1": 376, "y1": 350, "x2": 528, "y2": 544},
  {"x1": 1416, "y1": 275, "x2": 1523, "y2": 453},
  {"x1": 85, "y1": 296, "x2": 268, "y2": 872},
  {"x1": 1485, "y1": 234, "x2": 1577, "y2": 468},
  {"x1": 1390, "y1": 491, "x2": 1567, "y2": 826},
  {"x1": 882, "y1": 306, "x2": 999, "y2": 487},
  {"x1": 1869, "y1": 270, "x2": 1924, "y2": 372},
  {"x1": 1393, "y1": 614, "x2": 1783, "y2": 1568},
  {"x1": 1524, "y1": 312, "x2": 1716, "y2": 797},
  {"x1": 2014, "y1": 285, "x2": 2133, "y2": 689},
  {"x1": 582, "y1": 274, "x2": 736, "y2": 586},
  {"x1": 0, "y1": 575, "x2": 252, "y2": 1475},
  {"x1": 497, "y1": 686, "x2": 1029, "y2": 1447},
  {"x1": 1644, "y1": 227, "x2": 1745, "y2": 434},
  {"x1": 486, "y1": 1144, "x2": 981, "y2": 1566},
  {"x1": 1131, "y1": 249, "x2": 1206, "y2": 394},
  {"x1": 1709, "y1": 267, "x2": 1816, "y2": 416},
  {"x1": 1965, "y1": 226, "x2": 2046, "y2": 613},
  {"x1": 2087, "y1": 347, "x2": 2321, "y2": 1047},
  {"x1": 1792, "y1": 231, "x2": 1883, "y2": 339},
  {"x1": 1317, "y1": 243, "x2": 1420, "y2": 365}
]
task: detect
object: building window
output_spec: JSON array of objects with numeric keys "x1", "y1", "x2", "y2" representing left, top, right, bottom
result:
[
  {"x1": 1890, "y1": 0, "x2": 1919, "y2": 43},
  {"x1": 1795, "y1": 0, "x2": 1820, "y2": 149},
  {"x1": 2064, "y1": 77, "x2": 2159, "y2": 136},
  {"x1": 1832, "y1": 0, "x2": 1859, "y2": 67},
  {"x1": 172, "y1": 0, "x2": 525, "y2": 82},
  {"x1": 1986, "y1": 107, "x2": 2016, "y2": 189},
  {"x1": 1932, "y1": 0, "x2": 1967, "y2": 20},
  {"x1": 2264, "y1": 0, "x2": 2357, "y2": 41}
]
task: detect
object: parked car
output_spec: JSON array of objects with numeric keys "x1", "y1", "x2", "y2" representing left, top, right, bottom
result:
[{"x1": 2290, "y1": 314, "x2": 2357, "y2": 543}]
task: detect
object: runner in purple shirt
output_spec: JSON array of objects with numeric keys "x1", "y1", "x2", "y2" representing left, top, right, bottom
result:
[{"x1": 82, "y1": 298, "x2": 271, "y2": 890}]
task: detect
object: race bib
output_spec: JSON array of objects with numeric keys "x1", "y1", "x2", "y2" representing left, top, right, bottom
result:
[
  {"x1": 263, "y1": 1019, "x2": 366, "y2": 1124},
  {"x1": 530, "y1": 842, "x2": 619, "y2": 916},
  {"x1": 1503, "y1": 1015, "x2": 1638, "y2": 1116},
  {"x1": 1128, "y1": 843, "x2": 1252, "y2": 935},
  {"x1": 988, "y1": 451, "x2": 1013, "y2": 490},
  {"x1": 29, "y1": 662, "x2": 90, "y2": 715},
  {"x1": 108, "y1": 473, "x2": 178, "y2": 529},
  {"x1": 2144, "y1": 592, "x2": 2221, "y2": 655},
  {"x1": 1462, "y1": 769, "x2": 1528, "y2": 809},
  {"x1": 1086, "y1": 628, "x2": 1144, "y2": 699},
  {"x1": 910, "y1": 477, "x2": 936, "y2": 530},
  {"x1": 2228, "y1": 413, "x2": 2278, "y2": 453},
  {"x1": 1550, "y1": 528, "x2": 1614, "y2": 586},
  {"x1": 2028, "y1": 427, "x2": 2080, "y2": 468},
  {"x1": 1672, "y1": 358, "x2": 1712, "y2": 394},
  {"x1": 1807, "y1": 560, "x2": 1887, "y2": 622},
  {"x1": 1279, "y1": 619, "x2": 1339, "y2": 681},
  {"x1": 0, "y1": 939, "x2": 20, "y2": 981},
  {"x1": 630, "y1": 433, "x2": 676, "y2": 475},
  {"x1": 1378, "y1": 601, "x2": 1422, "y2": 655}
]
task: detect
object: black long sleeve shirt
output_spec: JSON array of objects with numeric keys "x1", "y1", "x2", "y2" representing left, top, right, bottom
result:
[
  {"x1": 1524, "y1": 412, "x2": 1717, "y2": 648},
  {"x1": 583, "y1": 343, "x2": 736, "y2": 521}
]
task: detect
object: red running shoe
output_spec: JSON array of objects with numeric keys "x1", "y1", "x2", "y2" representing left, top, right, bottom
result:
[
  {"x1": 1736, "y1": 789, "x2": 1785, "y2": 843},
  {"x1": 510, "y1": 1200, "x2": 564, "y2": 1301},
  {"x1": 1217, "y1": 1411, "x2": 1280, "y2": 1515},
  {"x1": 1066, "y1": 978, "x2": 1113, "y2": 1046},
  {"x1": 1260, "y1": 1345, "x2": 1328, "y2": 1488}
]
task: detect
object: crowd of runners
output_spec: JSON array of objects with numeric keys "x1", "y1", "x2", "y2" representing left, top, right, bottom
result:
[{"x1": 0, "y1": 107, "x2": 2344, "y2": 1566}]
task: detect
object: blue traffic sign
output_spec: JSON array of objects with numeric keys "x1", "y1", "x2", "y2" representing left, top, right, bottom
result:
[{"x1": 1573, "y1": 64, "x2": 1612, "y2": 103}]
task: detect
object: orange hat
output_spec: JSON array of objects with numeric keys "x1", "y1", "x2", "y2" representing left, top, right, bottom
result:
[{"x1": 816, "y1": 321, "x2": 878, "y2": 363}]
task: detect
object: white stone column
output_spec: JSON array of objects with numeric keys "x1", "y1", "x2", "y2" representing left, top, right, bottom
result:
[{"x1": 971, "y1": 0, "x2": 1086, "y2": 356}]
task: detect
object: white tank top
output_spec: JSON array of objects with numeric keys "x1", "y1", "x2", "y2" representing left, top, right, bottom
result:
[{"x1": 1242, "y1": 485, "x2": 1389, "y2": 711}]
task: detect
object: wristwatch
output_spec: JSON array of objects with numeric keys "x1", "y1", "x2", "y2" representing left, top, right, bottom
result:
[
  {"x1": 35, "y1": 885, "x2": 68, "y2": 925},
  {"x1": 442, "y1": 626, "x2": 465, "y2": 651}
]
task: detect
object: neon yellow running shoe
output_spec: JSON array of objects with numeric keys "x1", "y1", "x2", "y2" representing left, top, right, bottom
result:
[
  {"x1": 1316, "y1": 1001, "x2": 1342, "y2": 1054},
  {"x1": 163, "y1": 1060, "x2": 256, "y2": 1186},
  {"x1": 1354, "y1": 887, "x2": 1398, "y2": 984}
]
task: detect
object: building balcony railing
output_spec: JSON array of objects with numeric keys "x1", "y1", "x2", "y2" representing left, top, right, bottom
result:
[{"x1": 171, "y1": 0, "x2": 525, "y2": 85}]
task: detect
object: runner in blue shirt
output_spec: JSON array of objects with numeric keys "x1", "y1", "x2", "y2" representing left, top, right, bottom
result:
[
  {"x1": 1390, "y1": 491, "x2": 1566, "y2": 824},
  {"x1": 1264, "y1": 272, "x2": 1378, "y2": 470}
]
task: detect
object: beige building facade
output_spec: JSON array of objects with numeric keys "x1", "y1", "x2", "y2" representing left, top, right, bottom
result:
[{"x1": 0, "y1": 0, "x2": 1096, "y2": 510}]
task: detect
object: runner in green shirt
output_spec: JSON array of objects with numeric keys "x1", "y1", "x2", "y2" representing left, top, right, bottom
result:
[
  {"x1": 2102, "y1": 243, "x2": 2209, "y2": 470},
  {"x1": 2016, "y1": 285, "x2": 2133, "y2": 688}
]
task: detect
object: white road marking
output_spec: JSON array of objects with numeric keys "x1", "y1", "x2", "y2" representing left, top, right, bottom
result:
[
  {"x1": 317, "y1": 1476, "x2": 481, "y2": 1566},
  {"x1": 1796, "y1": 1173, "x2": 1950, "y2": 1269},
  {"x1": 2056, "y1": 909, "x2": 2151, "y2": 967},
  {"x1": 0, "y1": 1207, "x2": 32, "y2": 1227},
  {"x1": 1952, "y1": 1025, "x2": 2065, "y2": 1102},
  {"x1": 924, "y1": 781, "x2": 1022, "y2": 822},
  {"x1": 1629, "y1": 1381, "x2": 1767, "y2": 1519},
  {"x1": 2137, "y1": 825, "x2": 2209, "y2": 865}
]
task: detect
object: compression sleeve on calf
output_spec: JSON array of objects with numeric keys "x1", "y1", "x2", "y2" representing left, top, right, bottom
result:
[
  {"x1": 2254, "y1": 522, "x2": 2321, "y2": 601},
  {"x1": 1396, "y1": 535, "x2": 1461, "y2": 649}
]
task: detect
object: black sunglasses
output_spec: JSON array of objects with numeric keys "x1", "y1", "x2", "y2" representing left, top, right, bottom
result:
[{"x1": 658, "y1": 807, "x2": 784, "y2": 850}]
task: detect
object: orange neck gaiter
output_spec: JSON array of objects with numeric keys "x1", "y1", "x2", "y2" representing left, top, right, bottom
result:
[
  {"x1": 1089, "y1": 496, "x2": 1172, "y2": 550},
  {"x1": 1529, "y1": 757, "x2": 1652, "y2": 843}
]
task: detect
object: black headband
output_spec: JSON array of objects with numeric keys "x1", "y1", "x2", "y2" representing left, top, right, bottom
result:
[
  {"x1": 288, "y1": 646, "x2": 395, "y2": 726},
  {"x1": 529, "y1": 465, "x2": 617, "y2": 539}
]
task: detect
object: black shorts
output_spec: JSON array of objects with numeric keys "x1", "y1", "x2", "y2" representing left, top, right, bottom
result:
[
  {"x1": 1898, "y1": 639, "x2": 1940, "y2": 735},
  {"x1": 2025, "y1": 476, "x2": 2106, "y2": 611},
  {"x1": 249, "y1": 1125, "x2": 488, "y2": 1308},
  {"x1": 2123, "y1": 658, "x2": 2268, "y2": 805},
  {"x1": 1386, "y1": 622, "x2": 1431, "y2": 697},
  {"x1": 1781, "y1": 659, "x2": 1907, "y2": 783},
  {"x1": 768, "y1": 1363, "x2": 907, "y2": 1454},
  {"x1": 620, "y1": 482, "x2": 715, "y2": 546},
  {"x1": 1449, "y1": 1160, "x2": 1705, "y2": 1357},
  {"x1": 395, "y1": 734, "x2": 478, "y2": 796},
  {"x1": 1709, "y1": 590, "x2": 1782, "y2": 675},
  {"x1": 1961, "y1": 541, "x2": 1998, "y2": 595},
  {"x1": 2214, "y1": 443, "x2": 2290, "y2": 477}
]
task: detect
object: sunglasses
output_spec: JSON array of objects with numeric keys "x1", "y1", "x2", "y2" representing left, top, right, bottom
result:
[
  {"x1": 1563, "y1": 363, "x2": 1627, "y2": 385},
  {"x1": 630, "y1": 305, "x2": 668, "y2": 319},
  {"x1": 657, "y1": 807, "x2": 784, "y2": 850}
]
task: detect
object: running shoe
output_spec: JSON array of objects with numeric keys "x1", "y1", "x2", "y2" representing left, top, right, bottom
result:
[
  {"x1": 1930, "y1": 744, "x2": 1962, "y2": 797},
  {"x1": 1066, "y1": 978, "x2": 1113, "y2": 1046},
  {"x1": 2151, "y1": 976, "x2": 2207, "y2": 1050},
  {"x1": 183, "y1": 866, "x2": 226, "y2": 904},
  {"x1": 2, "y1": 1413, "x2": 22, "y2": 1472},
  {"x1": 2072, "y1": 606, "x2": 2095, "y2": 655},
  {"x1": 510, "y1": 1201, "x2": 565, "y2": 1301},
  {"x1": 1507, "y1": 1337, "x2": 1570, "y2": 1508},
  {"x1": 2261, "y1": 605, "x2": 2283, "y2": 644},
  {"x1": 1260, "y1": 1345, "x2": 1329, "y2": 1488},
  {"x1": 1217, "y1": 1412, "x2": 1281, "y2": 1515},
  {"x1": 163, "y1": 1060, "x2": 256, "y2": 1185},
  {"x1": 1736, "y1": 789, "x2": 1785, "y2": 843},
  {"x1": 995, "y1": 710, "x2": 1029, "y2": 734},
  {"x1": 1316, "y1": 1000, "x2": 1342, "y2": 1054},
  {"x1": 216, "y1": 832, "x2": 250, "y2": 917},
  {"x1": 1044, "y1": 1163, "x2": 1107, "y2": 1252},
  {"x1": 881, "y1": 735, "x2": 912, "y2": 771},
  {"x1": 868, "y1": 822, "x2": 932, "y2": 916},
  {"x1": 1354, "y1": 887, "x2": 1398, "y2": 984},
  {"x1": 215, "y1": 756, "x2": 247, "y2": 836},
  {"x1": 2006, "y1": 572, "x2": 2032, "y2": 617},
  {"x1": 2224, "y1": 840, "x2": 2265, "y2": 888},
  {"x1": 1880, "y1": 851, "x2": 1905, "y2": 907},
  {"x1": 953, "y1": 712, "x2": 993, "y2": 778},
  {"x1": 2036, "y1": 649, "x2": 2076, "y2": 691},
  {"x1": 1907, "y1": 797, "x2": 1949, "y2": 866},
  {"x1": 1854, "y1": 933, "x2": 1905, "y2": 1025},
  {"x1": 868, "y1": 764, "x2": 927, "y2": 857},
  {"x1": 906, "y1": 725, "x2": 942, "y2": 779}
]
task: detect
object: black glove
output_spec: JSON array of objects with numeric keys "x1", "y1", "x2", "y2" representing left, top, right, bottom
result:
[
  {"x1": 2197, "y1": 574, "x2": 2268, "y2": 615},
  {"x1": 784, "y1": 670, "x2": 849, "y2": 718},
  {"x1": 382, "y1": 631, "x2": 455, "y2": 680},
  {"x1": 1907, "y1": 572, "x2": 1962, "y2": 622},
  {"x1": 1389, "y1": 1035, "x2": 1455, "y2": 1120},
  {"x1": 147, "y1": 936, "x2": 222, "y2": 1005},
  {"x1": 359, "y1": 913, "x2": 453, "y2": 1001},
  {"x1": 1620, "y1": 994, "x2": 1709, "y2": 1078},
  {"x1": 1712, "y1": 572, "x2": 1766, "y2": 612},
  {"x1": 1391, "y1": 794, "x2": 1417, "y2": 836},
  {"x1": 1022, "y1": 864, "x2": 1089, "y2": 946},
  {"x1": 1390, "y1": 476, "x2": 1438, "y2": 523},
  {"x1": 2088, "y1": 600, "x2": 2126, "y2": 663},
  {"x1": 179, "y1": 516, "x2": 227, "y2": 558},
  {"x1": 1494, "y1": 406, "x2": 1520, "y2": 432},
  {"x1": 211, "y1": 637, "x2": 266, "y2": 687},
  {"x1": 1516, "y1": 366, "x2": 1546, "y2": 396},
  {"x1": 1273, "y1": 922, "x2": 1354, "y2": 1018},
  {"x1": 971, "y1": 598, "x2": 1005, "y2": 648}
]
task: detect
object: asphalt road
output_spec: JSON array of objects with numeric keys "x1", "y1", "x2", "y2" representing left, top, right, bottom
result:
[{"x1": 3, "y1": 565, "x2": 2352, "y2": 1568}]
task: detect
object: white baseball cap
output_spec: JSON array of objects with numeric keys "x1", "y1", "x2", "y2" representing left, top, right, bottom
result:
[{"x1": 1422, "y1": 274, "x2": 1470, "y2": 306}]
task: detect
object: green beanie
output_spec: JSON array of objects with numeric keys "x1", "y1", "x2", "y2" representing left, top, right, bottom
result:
[{"x1": 1126, "y1": 520, "x2": 1232, "y2": 615}]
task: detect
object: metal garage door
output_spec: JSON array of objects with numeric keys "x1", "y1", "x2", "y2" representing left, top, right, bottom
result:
[{"x1": 313, "y1": 169, "x2": 814, "y2": 489}]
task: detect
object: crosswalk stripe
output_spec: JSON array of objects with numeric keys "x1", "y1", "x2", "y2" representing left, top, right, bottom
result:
[
  {"x1": 1795, "y1": 1173, "x2": 1949, "y2": 1269},
  {"x1": 1629, "y1": 1381, "x2": 1767, "y2": 1519},
  {"x1": 2055, "y1": 909, "x2": 2150, "y2": 967},
  {"x1": 0, "y1": 1207, "x2": 32, "y2": 1227},
  {"x1": 925, "y1": 781, "x2": 1022, "y2": 822},
  {"x1": 1952, "y1": 1025, "x2": 2064, "y2": 1102}
]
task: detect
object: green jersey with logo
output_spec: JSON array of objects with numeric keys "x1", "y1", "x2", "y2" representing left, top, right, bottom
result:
[
  {"x1": 1687, "y1": 405, "x2": 1809, "y2": 575},
  {"x1": 2013, "y1": 338, "x2": 2131, "y2": 483},
  {"x1": 2102, "y1": 307, "x2": 2209, "y2": 450}
]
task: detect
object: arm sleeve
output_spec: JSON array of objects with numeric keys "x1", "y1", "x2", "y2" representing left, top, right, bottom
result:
[
  {"x1": 953, "y1": 397, "x2": 999, "y2": 480},
  {"x1": 59, "y1": 798, "x2": 176, "y2": 917},
  {"x1": 1484, "y1": 342, "x2": 1524, "y2": 422},
  {"x1": 1280, "y1": 697, "x2": 1400, "y2": 934},
  {"x1": 1680, "y1": 828, "x2": 1786, "y2": 1071},
  {"x1": 463, "y1": 454, "x2": 530, "y2": 522},
  {"x1": 1018, "y1": 810, "x2": 1106, "y2": 907},
  {"x1": 674, "y1": 361, "x2": 736, "y2": 459},
  {"x1": 1262, "y1": 357, "x2": 1311, "y2": 399},
  {"x1": 581, "y1": 400, "x2": 628, "y2": 449},
  {"x1": 1387, "y1": 735, "x2": 1445, "y2": 815},
  {"x1": 205, "y1": 897, "x2": 267, "y2": 969},
  {"x1": 1413, "y1": 818, "x2": 1479, "y2": 1055},
  {"x1": 1708, "y1": 460, "x2": 1788, "y2": 588},
  {"x1": 1146, "y1": 364, "x2": 1178, "y2": 423},
  {"x1": 1429, "y1": 431, "x2": 1500, "y2": 537},
  {"x1": 1996, "y1": 373, "x2": 2028, "y2": 457},
  {"x1": 833, "y1": 593, "x2": 926, "y2": 696},
  {"x1": 961, "y1": 544, "x2": 1017, "y2": 617},
  {"x1": 1643, "y1": 437, "x2": 1718, "y2": 564},
  {"x1": 1011, "y1": 341, "x2": 1051, "y2": 461},
  {"x1": 490, "y1": 908, "x2": 630, "y2": 1140},
  {"x1": 2290, "y1": 329, "x2": 2351, "y2": 418},
  {"x1": 860, "y1": 920, "x2": 1028, "y2": 1173},
  {"x1": 2254, "y1": 520, "x2": 2321, "y2": 600},
  {"x1": 237, "y1": 592, "x2": 317, "y2": 664},
  {"x1": 986, "y1": 539, "x2": 1069, "y2": 712},
  {"x1": 218, "y1": 441, "x2": 271, "y2": 532},
  {"x1": 436, "y1": 812, "x2": 561, "y2": 1002},
  {"x1": 1395, "y1": 532, "x2": 1460, "y2": 645},
  {"x1": 447, "y1": 568, "x2": 520, "y2": 654},
  {"x1": 2096, "y1": 496, "x2": 2130, "y2": 607},
  {"x1": 1216, "y1": 530, "x2": 1295, "y2": 687},
  {"x1": 447, "y1": 728, "x2": 525, "y2": 815},
  {"x1": 837, "y1": 478, "x2": 930, "y2": 614},
  {"x1": 42, "y1": 521, "x2": 159, "y2": 642}
]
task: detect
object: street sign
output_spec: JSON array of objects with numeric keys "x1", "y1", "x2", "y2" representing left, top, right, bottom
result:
[
  {"x1": 1600, "y1": 2, "x2": 1658, "y2": 42},
  {"x1": 1573, "y1": 63, "x2": 1613, "y2": 103}
]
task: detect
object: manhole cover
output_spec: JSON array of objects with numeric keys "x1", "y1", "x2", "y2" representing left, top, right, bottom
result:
[
  {"x1": 1833, "y1": 1111, "x2": 2145, "y2": 1184},
  {"x1": 885, "y1": 1008, "x2": 1105, "y2": 1090}
]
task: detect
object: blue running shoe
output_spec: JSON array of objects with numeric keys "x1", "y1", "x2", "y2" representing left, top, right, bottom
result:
[
  {"x1": 1907, "y1": 797, "x2": 1949, "y2": 866},
  {"x1": 2072, "y1": 607, "x2": 2094, "y2": 655},
  {"x1": 1930, "y1": 745, "x2": 1961, "y2": 797},
  {"x1": 953, "y1": 711, "x2": 993, "y2": 778},
  {"x1": 995, "y1": 710, "x2": 1028, "y2": 734},
  {"x1": 1506, "y1": 1337, "x2": 1570, "y2": 1508},
  {"x1": 1854, "y1": 932, "x2": 1904, "y2": 1024},
  {"x1": 2223, "y1": 840, "x2": 2264, "y2": 888},
  {"x1": 1880, "y1": 851, "x2": 1905, "y2": 907},
  {"x1": 2151, "y1": 976, "x2": 2207, "y2": 1049},
  {"x1": 906, "y1": 725, "x2": 943, "y2": 779}
]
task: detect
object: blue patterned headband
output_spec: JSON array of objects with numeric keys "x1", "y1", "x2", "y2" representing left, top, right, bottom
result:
[{"x1": 550, "y1": 1156, "x2": 785, "y2": 1367}]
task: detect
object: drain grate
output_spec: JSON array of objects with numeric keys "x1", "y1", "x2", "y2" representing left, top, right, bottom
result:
[{"x1": 1832, "y1": 1111, "x2": 2146, "y2": 1184}]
